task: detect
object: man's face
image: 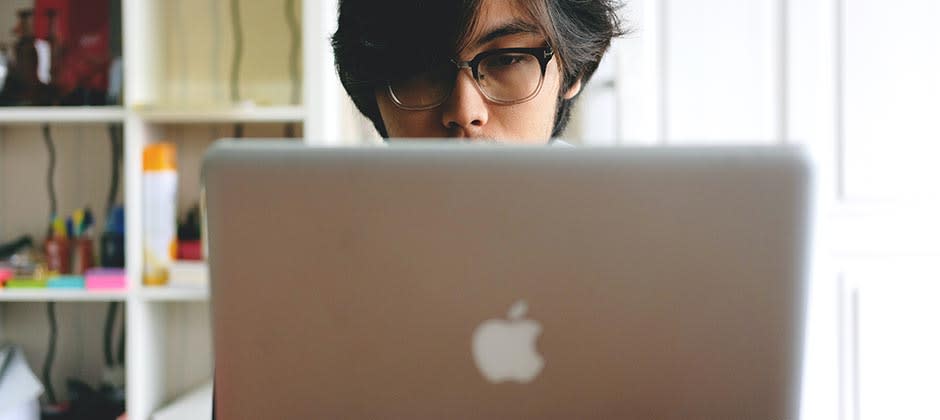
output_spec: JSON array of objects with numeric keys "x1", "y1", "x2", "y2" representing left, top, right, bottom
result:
[{"x1": 375, "y1": 0, "x2": 581, "y2": 144}]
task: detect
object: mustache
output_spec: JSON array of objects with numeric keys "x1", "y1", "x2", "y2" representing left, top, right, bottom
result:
[
  {"x1": 446, "y1": 132, "x2": 501, "y2": 143},
  {"x1": 456, "y1": 137, "x2": 501, "y2": 144}
]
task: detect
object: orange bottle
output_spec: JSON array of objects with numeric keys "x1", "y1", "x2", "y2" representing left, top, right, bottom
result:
[{"x1": 142, "y1": 143, "x2": 178, "y2": 286}]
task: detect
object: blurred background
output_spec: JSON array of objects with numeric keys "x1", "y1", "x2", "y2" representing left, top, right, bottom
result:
[{"x1": 0, "y1": 0, "x2": 937, "y2": 419}]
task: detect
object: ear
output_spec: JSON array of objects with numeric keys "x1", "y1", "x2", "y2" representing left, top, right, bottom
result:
[{"x1": 562, "y1": 77, "x2": 583, "y2": 100}]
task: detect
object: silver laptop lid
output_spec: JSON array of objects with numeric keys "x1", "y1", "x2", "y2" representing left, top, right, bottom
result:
[{"x1": 204, "y1": 141, "x2": 811, "y2": 419}]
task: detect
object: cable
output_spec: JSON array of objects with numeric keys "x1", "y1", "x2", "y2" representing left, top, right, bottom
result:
[
  {"x1": 173, "y1": 0, "x2": 189, "y2": 101},
  {"x1": 42, "y1": 302, "x2": 58, "y2": 405},
  {"x1": 41, "y1": 125, "x2": 59, "y2": 405},
  {"x1": 103, "y1": 123, "x2": 122, "y2": 368},
  {"x1": 106, "y1": 123, "x2": 122, "y2": 212},
  {"x1": 42, "y1": 124, "x2": 57, "y2": 218},
  {"x1": 211, "y1": 0, "x2": 222, "y2": 102},
  {"x1": 229, "y1": 0, "x2": 243, "y2": 103},
  {"x1": 117, "y1": 305, "x2": 125, "y2": 366},
  {"x1": 104, "y1": 302, "x2": 118, "y2": 367},
  {"x1": 285, "y1": 0, "x2": 301, "y2": 139},
  {"x1": 285, "y1": 0, "x2": 300, "y2": 105}
]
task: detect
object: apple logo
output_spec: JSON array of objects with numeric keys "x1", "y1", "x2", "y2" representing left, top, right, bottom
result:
[{"x1": 472, "y1": 300, "x2": 544, "y2": 383}]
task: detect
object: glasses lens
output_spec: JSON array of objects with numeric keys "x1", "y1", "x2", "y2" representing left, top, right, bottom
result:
[
  {"x1": 389, "y1": 64, "x2": 454, "y2": 109},
  {"x1": 477, "y1": 52, "x2": 542, "y2": 103}
]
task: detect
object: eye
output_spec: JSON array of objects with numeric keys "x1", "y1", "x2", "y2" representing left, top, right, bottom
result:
[{"x1": 488, "y1": 53, "x2": 530, "y2": 68}]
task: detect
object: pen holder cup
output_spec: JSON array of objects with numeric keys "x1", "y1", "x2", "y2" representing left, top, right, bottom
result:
[
  {"x1": 44, "y1": 237, "x2": 72, "y2": 275},
  {"x1": 73, "y1": 237, "x2": 95, "y2": 275}
]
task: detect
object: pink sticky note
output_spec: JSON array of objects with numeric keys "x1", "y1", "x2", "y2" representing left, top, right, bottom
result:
[{"x1": 85, "y1": 268, "x2": 126, "y2": 290}]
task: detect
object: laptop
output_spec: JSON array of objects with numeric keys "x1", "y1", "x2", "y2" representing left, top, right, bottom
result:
[{"x1": 203, "y1": 141, "x2": 812, "y2": 419}]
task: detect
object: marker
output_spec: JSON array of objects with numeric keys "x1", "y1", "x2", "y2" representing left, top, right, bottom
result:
[
  {"x1": 73, "y1": 208, "x2": 85, "y2": 237},
  {"x1": 53, "y1": 217, "x2": 67, "y2": 238}
]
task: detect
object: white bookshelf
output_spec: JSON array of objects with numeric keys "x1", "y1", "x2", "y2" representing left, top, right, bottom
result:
[
  {"x1": 136, "y1": 286, "x2": 210, "y2": 303},
  {"x1": 0, "y1": 287, "x2": 209, "y2": 303},
  {"x1": 0, "y1": 1, "x2": 341, "y2": 419},
  {"x1": 135, "y1": 105, "x2": 306, "y2": 124},
  {"x1": 121, "y1": 1, "x2": 339, "y2": 419},
  {"x1": 0, "y1": 107, "x2": 126, "y2": 124},
  {"x1": 0, "y1": 289, "x2": 128, "y2": 302}
]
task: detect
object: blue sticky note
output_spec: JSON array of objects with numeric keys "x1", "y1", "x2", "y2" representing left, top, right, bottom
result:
[{"x1": 47, "y1": 276, "x2": 85, "y2": 289}]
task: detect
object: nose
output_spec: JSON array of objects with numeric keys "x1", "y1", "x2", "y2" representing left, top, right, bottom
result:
[{"x1": 440, "y1": 70, "x2": 489, "y2": 136}]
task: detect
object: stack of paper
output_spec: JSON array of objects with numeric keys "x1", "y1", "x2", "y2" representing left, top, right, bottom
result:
[
  {"x1": 168, "y1": 261, "x2": 209, "y2": 288},
  {"x1": 0, "y1": 345, "x2": 42, "y2": 420},
  {"x1": 151, "y1": 381, "x2": 212, "y2": 420}
]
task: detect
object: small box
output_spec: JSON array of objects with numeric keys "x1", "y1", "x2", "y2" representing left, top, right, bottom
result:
[
  {"x1": 5, "y1": 278, "x2": 47, "y2": 289},
  {"x1": 47, "y1": 275, "x2": 85, "y2": 289},
  {"x1": 168, "y1": 261, "x2": 208, "y2": 288},
  {"x1": 177, "y1": 240, "x2": 202, "y2": 261},
  {"x1": 85, "y1": 268, "x2": 126, "y2": 290}
]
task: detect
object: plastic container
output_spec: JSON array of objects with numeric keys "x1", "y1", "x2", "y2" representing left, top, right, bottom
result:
[
  {"x1": 142, "y1": 143, "x2": 178, "y2": 286},
  {"x1": 71, "y1": 237, "x2": 94, "y2": 275}
]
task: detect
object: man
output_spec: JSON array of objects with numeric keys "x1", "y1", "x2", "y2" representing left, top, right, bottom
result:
[{"x1": 332, "y1": 0, "x2": 625, "y2": 144}]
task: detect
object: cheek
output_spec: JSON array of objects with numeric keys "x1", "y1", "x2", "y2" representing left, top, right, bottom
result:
[
  {"x1": 376, "y1": 91, "x2": 441, "y2": 137},
  {"x1": 517, "y1": 64, "x2": 564, "y2": 137},
  {"x1": 486, "y1": 63, "x2": 564, "y2": 140},
  {"x1": 543, "y1": 61, "x2": 566, "y2": 104}
]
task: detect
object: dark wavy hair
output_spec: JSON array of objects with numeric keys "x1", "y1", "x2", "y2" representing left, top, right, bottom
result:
[{"x1": 332, "y1": 0, "x2": 626, "y2": 138}]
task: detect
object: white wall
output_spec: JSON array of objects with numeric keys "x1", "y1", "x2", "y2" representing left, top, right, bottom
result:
[{"x1": 573, "y1": 1, "x2": 940, "y2": 419}]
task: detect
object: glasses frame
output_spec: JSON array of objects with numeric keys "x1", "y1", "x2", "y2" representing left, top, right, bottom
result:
[{"x1": 387, "y1": 46, "x2": 555, "y2": 111}]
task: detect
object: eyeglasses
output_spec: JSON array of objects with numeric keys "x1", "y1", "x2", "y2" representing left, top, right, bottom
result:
[{"x1": 387, "y1": 46, "x2": 555, "y2": 111}]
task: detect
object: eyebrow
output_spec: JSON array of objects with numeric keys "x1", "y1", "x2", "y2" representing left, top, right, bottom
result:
[{"x1": 472, "y1": 20, "x2": 541, "y2": 50}]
